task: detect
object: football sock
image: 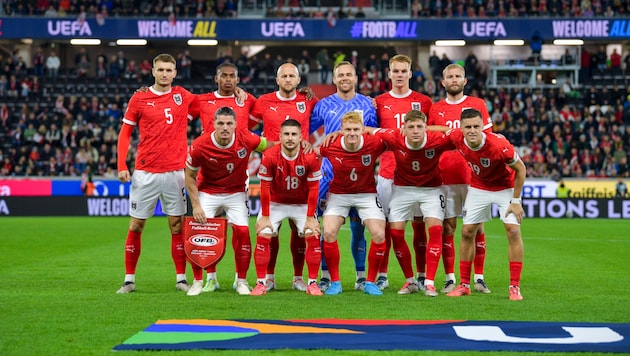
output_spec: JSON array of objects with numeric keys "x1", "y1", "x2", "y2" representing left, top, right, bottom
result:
[
  {"x1": 254, "y1": 236, "x2": 271, "y2": 279},
  {"x1": 124, "y1": 230, "x2": 142, "y2": 274},
  {"x1": 509, "y1": 261, "x2": 523, "y2": 287},
  {"x1": 233, "y1": 225, "x2": 251, "y2": 279},
  {"x1": 191, "y1": 263, "x2": 203, "y2": 281},
  {"x1": 267, "y1": 235, "x2": 279, "y2": 275},
  {"x1": 425, "y1": 225, "x2": 443, "y2": 281},
  {"x1": 412, "y1": 221, "x2": 427, "y2": 274},
  {"x1": 322, "y1": 240, "x2": 340, "y2": 282},
  {"x1": 390, "y1": 228, "x2": 414, "y2": 279},
  {"x1": 305, "y1": 235, "x2": 322, "y2": 280},
  {"x1": 290, "y1": 227, "x2": 306, "y2": 277},
  {"x1": 379, "y1": 226, "x2": 392, "y2": 275},
  {"x1": 474, "y1": 232, "x2": 487, "y2": 275},
  {"x1": 171, "y1": 232, "x2": 187, "y2": 275},
  {"x1": 349, "y1": 219, "x2": 366, "y2": 273},
  {"x1": 442, "y1": 234, "x2": 455, "y2": 274},
  {"x1": 206, "y1": 272, "x2": 217, "y2": 281},
  {"x1": 319, "y1": 235, "x2": 329, "y2": 273},
  {"x1": 176, "y1": 273, "x2": 187, "y2": 283},
  {"x1": 459, "y1": 260, "x2": 473, "y2": 286},
  {"x1": 366, "y1": 240, "x2": 386, "y2": 282}
]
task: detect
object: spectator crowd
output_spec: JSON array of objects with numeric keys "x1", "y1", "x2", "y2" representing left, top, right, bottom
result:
[{"x1": 1, "y1": 44, "x2": 629, "y2": 182}]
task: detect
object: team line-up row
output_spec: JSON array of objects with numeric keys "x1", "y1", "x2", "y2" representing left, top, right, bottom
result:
[{"x1": 114, "y1": 53, "x2": 525, "y2": 301}]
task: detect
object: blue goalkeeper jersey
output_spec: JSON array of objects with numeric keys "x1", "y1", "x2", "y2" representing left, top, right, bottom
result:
[{"x1": 309, "y1": 93, "x2": 378, "y2": 135}]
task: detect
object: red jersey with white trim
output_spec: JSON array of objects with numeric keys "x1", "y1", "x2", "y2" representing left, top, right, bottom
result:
[
  {"x1": 376, "y1": 90, "x2": 433, "y2": 179},
  {"x1": 192, "y1": 91, "x2": 257, "y2": 134},
  {"x1": 186, "y1": 130, "x2": 262, "y2": 194},
  {"x1": 374, "y1": 129, "x2": 454, "y2": 187},
  {"x1": 428, "y1": 95, "x2": 492, "y2": 185},
  {"x1": 257, "y1": 145, "x2": 322, "y2": 204},
  {"x1": 447, "y1": 129, "x2": 518, "y2": 191},
  {"x1": 319, "y1": 134, "x2": 386, "y2": 194},
  {"x1": 250, "y1": 91, "x2": 318, "y2": 140},
  {"x1": 123, "y1": 86, "x2": 197, "y2": 173}
]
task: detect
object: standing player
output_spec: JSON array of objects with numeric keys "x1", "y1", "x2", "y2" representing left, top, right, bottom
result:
[
  {"x1": 250, "y1": 62, "x2": 319, "y2": 292},
  {"x1": 315, "y1": 112, "x2": 387, "y2": 296},
  {"x1": 366, "y1": 110, "x2": 454, "y2": 296},
  {"x1": 374, "y1": 54, "x2": 433, "y2": 290},
  {"x1": 252, "y1": 119, "x2": 323, "y2": 296},
  {"x1": 192, "y1": 62, "x2": 257, "y2": 293},
  {"x1": 115, "y1": 53, "x2": 197, "y2": 294},
  {"x1": 428, "y1": 63, "x2": 493, "y2": 294},
  {"x1": 440, "y1": 109, "x2": 526, "y2": 301},
  {"x1": 310, "y1": 60, "x2": 378, "y2": 292},
  {"x1": 185, "y1": 107, "x2": 272, "y2": 296}
]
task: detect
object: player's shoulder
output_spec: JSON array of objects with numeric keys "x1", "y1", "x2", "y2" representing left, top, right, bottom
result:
[
  {"x1": 172, "y1": 85, "x2": 193, "y2": 95},
  {"x1": 196, "y1": 92, "x2": 215, "y2": 100},
  {"x1": 410, "y1": 90, "x2": 432, "y2": 101}
]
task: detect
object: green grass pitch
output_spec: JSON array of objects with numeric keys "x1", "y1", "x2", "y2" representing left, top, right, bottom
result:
[{"x1": 0, "y1": 217, "x2": 628, "y2": 355}]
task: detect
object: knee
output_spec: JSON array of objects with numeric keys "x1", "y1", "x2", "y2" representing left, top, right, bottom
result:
[{"x1": 371, "y1": 231, "x2": 385, "y2": 244}]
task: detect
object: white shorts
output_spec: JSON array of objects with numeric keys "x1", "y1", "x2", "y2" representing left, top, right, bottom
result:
[
  {"x1": 444, "y1": 184, "x2": 468, "y2": 219},
  {"x1": 257, "y1": 202, "x2": 311, "y2": 236},
  {"x1": 377, "y1": 176, "x2": 422, "y2": 219},
  {"x1": 129, "y1": 170, "x2": 186, "y2": 219},
  {"x1": 389, "y1": 185, "x2": 445, "y2": 223},
  {"x1": 462, "y1": 187, "x2": 520, "y2": 225},
  {"x1": 198, "y1": 191, "x2": 249, "y2": 226},
  {"x1": 323, "y1": 193, "x2": 385, "y2": 222}
]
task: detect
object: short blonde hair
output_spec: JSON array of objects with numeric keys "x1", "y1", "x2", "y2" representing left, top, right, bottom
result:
[
  {"x1": 341, "y1": 111, "x2": 363, "y2": 126},
  {"x1": 442, "y1": 63, "x2": 465, "y2": 78},
  {"x1": 389, "y1": 54, "x2": 412, "y2": 70},
  {"x1": 404, "y1": 110, "x2": 427, "y2": 123},
  {"x1": 153, "y1": 53, "x2": 176, "y2": 66}
]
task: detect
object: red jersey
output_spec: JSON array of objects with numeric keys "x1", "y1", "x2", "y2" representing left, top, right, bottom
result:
[
  {"x1": 374, "y1": 129, "x2": 454, "y2": 187},
  {"x1": 376, "y1": 90, "x2": 433, "y2": 179},
  {"x1": 250, "y1": 91, "x2": 318, "y2": 140},
  {"x1": 447, "y1": 130, "x2": 519, "y2": 191},
  {"x1": 428, "y1": 95, "x2": 492, "y2": 185},
  {"x1": 123, "y1": 86, "x2": 197, "y2": 173},
  {"x1": 186, "y1": 130, "x2": 262, "y2": 194},
  {"x1": 319, "y1": 134, "x2": 386, "y2": 194},
  {"x1": 192, "y1": 91, "x2": 257, "y2": 134},
  {"x1": 257, "y1": 145, "x2": 322, "y2": 204}
]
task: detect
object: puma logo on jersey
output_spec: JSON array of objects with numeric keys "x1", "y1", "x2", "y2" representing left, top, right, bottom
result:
[
  {"x1": 438, "y1": 112, "x2": 445, "y2": 117},
  {"x1": 207, "y1": 100, "x2": 216, "y2": 105},
  {"x1": 146, "y1": 102, "x2": 155, "y2": 107},
  {"x1": 209, "y1": 158, "x2": 218, "y2": 162},
  {"x1": 398, "y1": 150, "x2": 407, "y2": 157},
  {"x1": 335, "y1": 157, "x2": 343, "y2": 164},
  {"x1": 502, "y1": 148, "x2": 509, "y2": 153},
  {"x1": 270, "y1": 106, "x2": 278, "y2": 112},
  {"x1": 277, "y1": 166, "x2": 284, "y2": 172},
  {"x1": 384, "y1": 105, "x2": 392, "y2": 111}
]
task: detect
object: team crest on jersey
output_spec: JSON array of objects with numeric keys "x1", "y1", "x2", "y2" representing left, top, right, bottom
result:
[
  {"x1": 259, "y1": 164, "x2": 267, "y2": 175},
  {"x1": 235, "y1": 97, "x2": 245, "y2": 107},
  {"x1": 237, "y1": 148, "x2": 247, "y2": 158},
  {"x1": 362, "y1": 154, "x2": 372, "y2": 166},
  {"x1": 297, "y1": 101, "x2": 306, "y2": 113},
  {"x1": 173, "y1": 93, "x2": 182, "y2": 106},
  {"x1": 296, "y1": 165, "x2": 305, "y2": 176},
  {"x1": 425, "y1": 149, "x2": 435, "y2": 159},
  {"x1": 480, "y1": 158, "x2": 490, "y2": 167},
  {"x1": 412, "y1": 102, "x2": 421, "y2": 111}
]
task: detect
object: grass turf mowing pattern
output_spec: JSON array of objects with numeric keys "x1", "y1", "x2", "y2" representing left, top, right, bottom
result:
[{"x1": 0, "y1": 217, "x2": 628, "y2": 355}]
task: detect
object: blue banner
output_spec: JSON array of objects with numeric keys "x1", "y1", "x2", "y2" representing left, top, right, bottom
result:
[
  {"x1": 52, "y1": 179, "x2": 130, "y2": 197},
  {"x1": 0, "y1": 17, "x2": 627, "y2": 41}
]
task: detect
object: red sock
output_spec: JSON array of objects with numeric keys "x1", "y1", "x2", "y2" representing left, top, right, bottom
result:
[
  {"x1": 367, "y1": 241, "x2": 386, "y2": 282},
  {"x1": 290, "y1": 227, "x2": 306, "y2": 276},
  {"x1": 510, "y1": 261, "x2": 523, "y2": 286},
  {"x1": 379, "y1": 227, "x2": 392, "y2": 274},
  {"x1": 124, "y1": 230, "x2": 142, "y2": 274},
  {"x1": 460, "y1": 260, "x2": 473, "y2": 285},
  {"x1": 323, "y1": 240, "x2": 340, "y2": 281},
  {"x1": 267, "y1": 235, "x2": 279, "y2": 275},
  {"x1": 254, "y1": 236, "x2": 271, "y2": 279},
  {"x1": 171, "y1": 232, "x2": 187, "y2": 274},
  {"x1": 233, "y1": 225, "x2": 251, "y2": 279},
  {"x1": 191, "y1": 262, "x2": 203, "y2": 281},
  {"x1": 442, "y1": 234, "x2": 455, "y2": 274},
  {"x1": 390, "y1": 228, "x2": 414, "y2": 279},
  {"x1": 425, "y1": 225, "x2": 443, "y2": 281},
  {"x1": 305, "y1": 235, "x2": 322, "y2": 280},
  {"x1": 412, "y1": 221, "x2": 427, "y2": 273},
  {"x1": 205, "y1": 265, "x2": 216, "y2": 273},
  {"x1": 474, "y1": 232, "x2": 486, "y2": 275}
]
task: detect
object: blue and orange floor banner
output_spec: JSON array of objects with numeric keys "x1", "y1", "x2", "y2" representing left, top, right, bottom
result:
[{"x1": 113, "y1": 319, "x2": 630, "y2": 352}]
